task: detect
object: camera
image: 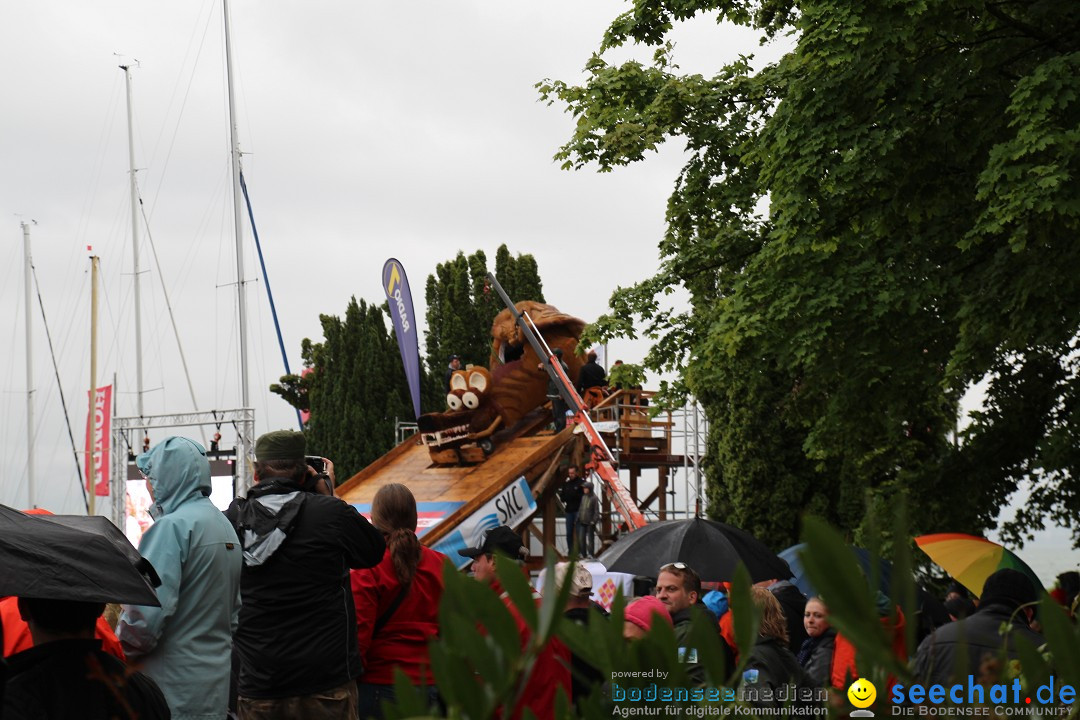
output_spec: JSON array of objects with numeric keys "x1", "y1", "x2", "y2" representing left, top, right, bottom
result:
[{"x1": 305, "y1": 455, "x2": 325, "y2": 474}]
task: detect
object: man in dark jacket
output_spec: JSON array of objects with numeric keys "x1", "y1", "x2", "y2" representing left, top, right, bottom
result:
[
  {"x1": 444, "y1": 354, "x2": 462, "y2": 391},
  {"x1": 226, "y1": 431, "x2": 385, "y2": 720},
  {"x1": 545, "y1": 348, "x2": 572, "y2": 432},
  {"x1": 4, "y1": 597, "x2": 169, "y2": 720},
  {"x1": 913, "y1": 568, "x2": 1044, "y2": 686},
  {"x1": 576, "y1": 483, "x2": 600, "y2": 558},
  {"x1": 576, "y1": 350, "x2": 606, "y2": 394},
  {"x1": 558, "y1": 466, "x2": 586, "y2": 556},
  {"x1": 656, "y1": 562, "x2": 725, "y2": 685}
]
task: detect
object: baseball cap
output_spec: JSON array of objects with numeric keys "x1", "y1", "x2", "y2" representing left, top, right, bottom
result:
[
  {"x1": 554, "y1": 561, "x2": 593, "y2": 598},
  {"x1": 458, "y1": 525, "x2": 526, "y2": 560},
  {"x1": 255, "y1": 430, "x2": 306, "y2": 462}
]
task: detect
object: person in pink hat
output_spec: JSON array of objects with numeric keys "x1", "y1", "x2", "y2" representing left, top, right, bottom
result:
[{"x1": 622, "y1": 596, "x2": 673, "y2": 639}]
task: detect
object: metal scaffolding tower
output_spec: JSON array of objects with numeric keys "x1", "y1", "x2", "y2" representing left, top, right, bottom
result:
[{"x1": 110, "y1": 408, "x2": 254, "y2": 527}]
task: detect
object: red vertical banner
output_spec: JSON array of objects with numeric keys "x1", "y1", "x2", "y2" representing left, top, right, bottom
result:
[{"x1": 85, "y1": 385, "x2": 112, "y2": 496}]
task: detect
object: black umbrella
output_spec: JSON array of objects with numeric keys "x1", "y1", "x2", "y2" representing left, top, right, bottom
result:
[
  {"x1": 597, "y1": 517, "x2": 793, "y2": 583},
  {"x1": 0, "y1": 504, "x2": 161, "y2": 606}
]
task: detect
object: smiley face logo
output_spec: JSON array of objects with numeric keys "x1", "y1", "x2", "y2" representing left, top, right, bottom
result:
[{"x1": 848, "y1": 678, "x2": 877, "y2": 709}]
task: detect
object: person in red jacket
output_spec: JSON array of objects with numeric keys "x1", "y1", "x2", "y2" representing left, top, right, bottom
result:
[
  {"x1": 459, "y1": 526, "x2": 571, "y2": 720},
  {"x1": 831, "y1": 594, "x2": 906, "y2": 692},
  {"x1": 1, "y1": 596, "x2": 124, "y2": 660},
  {"x1": 351, "y1": 484, "x2": 446, "y2": 719}
]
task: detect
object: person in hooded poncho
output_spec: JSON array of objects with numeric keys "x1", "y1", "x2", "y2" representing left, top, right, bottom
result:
[{"x1": 117, "y1": 436, "x2": 243, "y2": 720}]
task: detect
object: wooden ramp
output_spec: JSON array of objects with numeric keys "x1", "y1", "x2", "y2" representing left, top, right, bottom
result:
[{"x1": 337, "y1": 410, "x2": 574, "y2": 561}]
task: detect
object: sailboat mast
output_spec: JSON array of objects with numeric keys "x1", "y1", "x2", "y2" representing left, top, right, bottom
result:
[
  {"x1": 223, "y1": 0, "x2": 251, "y2": 491},
  {"x1": 121, "y1": 64, "x2": 145, "y2": 419},
  {"x1": 88, "y1": 255, "x2": 100, "y2": 516},
  {"x1": 22, "y1": 222, "x2": 35, "y2": 508}
]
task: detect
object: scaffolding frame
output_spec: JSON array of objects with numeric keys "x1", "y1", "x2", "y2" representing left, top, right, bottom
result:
[
  {"x1": 110, "y1": 408, "x2": 254, "y2": 527},
  {"x1": 527, "y1": 395, "x2": 709, "y2": 558}
]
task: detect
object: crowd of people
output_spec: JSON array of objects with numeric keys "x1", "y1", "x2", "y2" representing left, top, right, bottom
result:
[
  {"x1": 2, "y1": 429, "x2": 1076, "y2": 720},
  {"x1": 606, "y1": 562, "x2": 1061, "y2": 713}
]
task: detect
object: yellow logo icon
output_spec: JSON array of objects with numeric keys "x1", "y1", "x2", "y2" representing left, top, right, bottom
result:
[
  {"x1": 848, "y1": 678, "x2": 877, "y2": 709},
  {"x1": 385, "y1": 262, "x2": 402, "y2": 294}
]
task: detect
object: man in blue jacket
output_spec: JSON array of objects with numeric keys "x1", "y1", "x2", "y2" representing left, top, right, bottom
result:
[{"x1": 117, "y1": 436, "x2": 243, "y2": 720}]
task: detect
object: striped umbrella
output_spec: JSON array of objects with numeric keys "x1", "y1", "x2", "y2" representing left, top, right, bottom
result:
[{"x1": 914, "y1": 533, "x2": 1044, "y2": 598}]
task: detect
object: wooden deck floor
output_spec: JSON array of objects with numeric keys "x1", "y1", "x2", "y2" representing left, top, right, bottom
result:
[
  {"x1": 337, "y1": 411, "x2": 572, "y2": 545},
  {"x1": 338, "y1": 432, "x2": 563, "y2": 505}
]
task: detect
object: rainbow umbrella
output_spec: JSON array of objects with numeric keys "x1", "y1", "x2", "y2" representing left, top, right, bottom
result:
[{"x1": 914, "y1": 533, "x2": 1044, "y2": 598}]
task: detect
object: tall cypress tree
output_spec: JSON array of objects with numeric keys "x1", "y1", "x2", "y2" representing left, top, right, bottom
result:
[
  {"x1": 424, "y1": 244, "x2": 545, "y2": 382},
  {"x1": 271, "y1": 297, "x2": 413, "y2": 482}
]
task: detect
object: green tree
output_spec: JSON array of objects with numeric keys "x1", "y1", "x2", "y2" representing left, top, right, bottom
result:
[
  {"x1": 539, "y1": 1, "x2": 1080, "y2": 547},
  {"x1": 423, "y1": 245, "x2": 545, "y2": 389},
  {"x1": 270, "y1": 298, "x2": 414, "y2": 481}
]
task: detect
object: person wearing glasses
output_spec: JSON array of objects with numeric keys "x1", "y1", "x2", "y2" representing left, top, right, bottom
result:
[
  {"x1": 459, "y1": 526, "x2": 571, "y2": 719},
  {"x1": 655, "y1": 562, "x2": 724, "y2": 685}
]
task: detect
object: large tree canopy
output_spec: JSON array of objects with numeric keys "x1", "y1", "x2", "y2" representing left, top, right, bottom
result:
[{"x1": 540, "y1": 0, "x2": 1080, "y2": 548}]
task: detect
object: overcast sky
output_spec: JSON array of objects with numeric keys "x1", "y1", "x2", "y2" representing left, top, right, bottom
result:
[
  {"x1": 0, "y1": 0, "x2": 736, "y2": 509},
  {"x1": 1, "y1": 1, "x2": 1075, "y2": 581}
]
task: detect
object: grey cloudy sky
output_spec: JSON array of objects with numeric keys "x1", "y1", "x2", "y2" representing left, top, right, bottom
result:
[
  {"x1": 0, "y1": 0, "x2": 739, "y2": 512},
  {"x1": 1, "y1": 1, "x2": 1075, "y2": 581}
]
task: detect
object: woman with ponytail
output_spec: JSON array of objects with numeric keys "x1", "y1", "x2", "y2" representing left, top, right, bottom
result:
[{"x1": 351, "y1": 484, "x2": 446, "y2": 718}]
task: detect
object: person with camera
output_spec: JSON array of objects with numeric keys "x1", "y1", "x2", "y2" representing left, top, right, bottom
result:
[{"x1": 225, "y1": 430, "x2": 385, "y2": 720}]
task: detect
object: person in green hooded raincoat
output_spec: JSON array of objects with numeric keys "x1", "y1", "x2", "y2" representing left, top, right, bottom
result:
[{"x1": 117, "y1": 436, "x2": 242, "y2": 720}]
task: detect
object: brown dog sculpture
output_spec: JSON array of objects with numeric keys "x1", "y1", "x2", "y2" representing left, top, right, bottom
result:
[{"x1": 418, "y1": 301, "x2": 585, "y2": 463}]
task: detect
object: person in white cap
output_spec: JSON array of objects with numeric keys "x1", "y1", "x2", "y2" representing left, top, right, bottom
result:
[{"x1": 553, "y1": 562, "x2": 607, "y2": 710}]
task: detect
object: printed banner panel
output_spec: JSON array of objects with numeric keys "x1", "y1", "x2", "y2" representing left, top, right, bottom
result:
[
  {"x1": 432, "y1": 475, "x2": 537, "y2": 567},
  {"x1": 534, "y1": 561, "x2": 636, "y2": 612},
  {"x1": 84, "y1": 385, "x2": 112, "y2": 496},
  {"x1": 350, "y1": 501, "x2": 465, "y2": 538}
]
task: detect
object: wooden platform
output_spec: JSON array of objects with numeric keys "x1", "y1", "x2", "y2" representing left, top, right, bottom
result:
[
  {"x1": 336, "y1": 389, "x2": 675, "y2": 559},
  {"x1": 337, "y1": 410, "x2": 574, "y2": 547}
]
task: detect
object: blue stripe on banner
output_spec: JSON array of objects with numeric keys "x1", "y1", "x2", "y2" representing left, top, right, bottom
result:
[
  {"x1": 351, "y1": 501, "x2": 464, "y2": 538},
  {"x1": 432, "y1": 530, "x2": 468, "y2": 563}
]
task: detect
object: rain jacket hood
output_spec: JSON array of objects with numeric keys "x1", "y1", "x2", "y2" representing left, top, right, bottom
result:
[
  {"x1": 119, "y1": 436, "x2": 242, "y2": 720},
  {"x1": 137, "y1": 436, "x2": 211, "y2": 518}
]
